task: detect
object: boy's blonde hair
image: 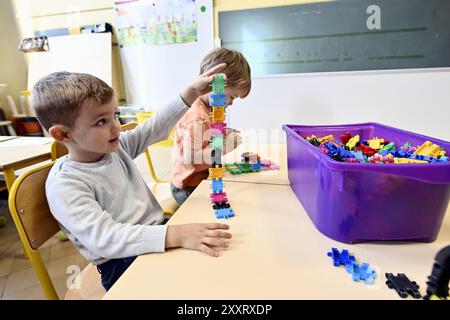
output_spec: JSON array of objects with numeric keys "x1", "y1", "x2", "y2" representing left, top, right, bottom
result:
[
  {"x1": 200, "y1": 48, "x2": 251, "y2": 97},
  {"x1": 31, "y1": 71, "x2": 114, "y2": 131}
]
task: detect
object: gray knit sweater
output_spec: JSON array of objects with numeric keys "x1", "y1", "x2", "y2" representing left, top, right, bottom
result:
[{"x1": 46, "y1": 96, "x2": 188, "y2": 265}]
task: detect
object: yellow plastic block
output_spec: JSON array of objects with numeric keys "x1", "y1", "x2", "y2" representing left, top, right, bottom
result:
[
  {"x1": 394, "y1": 158, "x2": 428, "y2": 164},
  {"x1": 317, "y1": 134, "x2": 334, "y2": 143},
  {"x1": 368, "y1": 137, "x2": 385, "y2": 150},
  {"x1": 346, "y1": 135, "x2": 360, "y2": 149},
  {"x1": 209, "y1": 167, "x2": 224, "y2": 179},
  {"x1": 212, "y1": 107, "x2": 225, "y2": 123},
  {"x1": 413, "y1": 141, "x2": 441, "y2": 157}
]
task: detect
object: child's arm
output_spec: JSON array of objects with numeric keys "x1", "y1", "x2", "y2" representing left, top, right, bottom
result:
[
  {"x1": 121, "y1": 63, "x2": 227, "y2": 159},
  {"x1": 165, "y1": 223, "x2": 231, "y2": 257},
  {"x1": 47, "y1": 175, "x2": 168, "y2": 259},
  {"x1": 182, "y1": 119, "x2": 213, "y2": 165}
]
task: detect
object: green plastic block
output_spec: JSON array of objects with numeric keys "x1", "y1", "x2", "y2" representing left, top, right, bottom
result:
[
  {"x1": 211, "y1": 135, "x2": 224, "y2": 149},
  {"x1": 211, "y1": 74, "x2": 226, "y2": 94}
]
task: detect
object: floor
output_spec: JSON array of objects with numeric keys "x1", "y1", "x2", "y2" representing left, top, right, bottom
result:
[{"x1": 0, "y1": 146, "x2": 173, "y2": 299}]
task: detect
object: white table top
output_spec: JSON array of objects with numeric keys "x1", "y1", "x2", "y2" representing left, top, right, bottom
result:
[
  {"x1": 220, "y1": 143, "x2": 289, "y2": 185},
  {"x1": 104, "y1": 180, "x2": 450, "y2": 300},
  {"x1": 0, "y1": 136, "x2": 52, "y2": 170}
]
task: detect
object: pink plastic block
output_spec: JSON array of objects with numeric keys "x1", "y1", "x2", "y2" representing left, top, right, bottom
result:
[
  {"x1": 261, "y1": 159, "x2": 279, "y2": 170},
  {"x1": 211, "y1": 123, "x2": 226, "y2": 135},
  {"x1": 210, "y1": 192, "x2": 228, "y2": 203}
]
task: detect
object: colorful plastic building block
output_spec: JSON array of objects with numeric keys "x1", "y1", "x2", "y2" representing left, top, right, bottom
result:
[
  {"x1": 241, "y1": 152, "x2": 260, "y2": 163},
  {"x1": 317, "y1": 134, "x2": 335, "y2": 144},
  {"x1": 224, "y1": 163, "x2": 242, "y2": 175},
  {"x1": 211, "y1": 135, "x2": 224, "y2": 149},
  {"x1": 211, "y1": 149, "x2": 222, "y2": 166},
  {"x1": 356, "y1": 144, "x2": 378, "y2": 157},
  {"x1": 385, "y1": 273, "x2": 421, "y2": 299},
  {"x1": 212, "y1": 107, "x2": 225, "y2": 123},
  {"x1": 211, "y1": 178, "x2": 223, "y2": 193},
  {"x1": 208, "y1": 73, "x2": 234, "y2": 219},
  {"x1": 367, "y1": 137, "x2": 385, "y2": 150},
  {"x1": 211, "y1": 74, "x2": 226, "y2": 94},
  {"x1": 210, "y1": 192, "x2": 228, "y2": 203},
  {"x1": 327, "y1": 248, "x2": 376, "y2": 284},
  {"x1": 414, "y1": 141, "x2": 443, "y2": 157},
  {"x1": 346, "y1": 261, "x2": 377, "y2": 284},
  {"x1": 209, "y1": 166, "x2": 224, "y2": 179},
  {"x1": 306, "y1": 132, "x2": 448, "y2": 165},
  {"x1": 393, "y1": 158, "x2": 427, "y2": 164},
  {"x1": 211, "y1": 122, "x2": 226, "y2": 135},
  {"x1": 215, "y1": 207, "x2": 235, "y2": 219},
  {"x1": 340, "y1": 132, "x2": 352, "y2": 145},
  {"x1": 346, "y1": 135, "x2": 360, "y2": 150},
  {"x1": 209, "y1": 93, "x2": 227, "y2": 106},
  {"x1": 327, "y1": 248, "x2": 355, "y2": 267},
  {"x1": 379, "y1": 142, "x2": 395, "y2": 153}
]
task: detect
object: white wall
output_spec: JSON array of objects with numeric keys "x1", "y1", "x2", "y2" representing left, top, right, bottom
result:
[
  {"x1": 0, "y1": 0, "x2": 27, "y2": 118},
  {"x1": 228, "y1": 68, "x2": 450, "y2": 143}
]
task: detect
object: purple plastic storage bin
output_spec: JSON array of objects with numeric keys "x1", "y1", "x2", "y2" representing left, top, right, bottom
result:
[{"x1": 282, "y1": 122, "x2": 450, "y2": 244}]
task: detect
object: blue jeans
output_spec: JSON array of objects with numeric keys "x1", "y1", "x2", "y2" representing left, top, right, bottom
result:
[
  {"x1": 171, "y1": 183, "x2": 196, "y2": 206},
  {"x1": 96, "y1": 218, "x2": 169, "y2": 291},
  {"x1": 97, "y1": 256, "x2": 137, "y2": 291}
]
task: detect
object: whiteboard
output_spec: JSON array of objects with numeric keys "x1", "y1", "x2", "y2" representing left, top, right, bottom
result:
[
  {"x1": 27, "y1": 33, "x2": 112, "y2": 90},
  {"x1": 116, "y1": 0, "x2": 214, "y2": 111}
]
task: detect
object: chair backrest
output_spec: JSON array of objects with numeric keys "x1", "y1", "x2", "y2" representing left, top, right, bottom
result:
[
  {"x1": 50, "y1": 140, "x2": 68, "y2": 160},
  {"x1": 8, "y1": 162, "x2": 60, "y2": 299},
  {"x1": 8, "y1": 162, "x2": 105, "y2": 299},
  {"x1": 120, "y1": 121, "x2": 138, "y2": 132}
]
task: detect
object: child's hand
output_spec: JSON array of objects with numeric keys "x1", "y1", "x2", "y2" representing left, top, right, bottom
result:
[
  {"x1": 224, "y1": 128, "x2": 242, "y2": 153},
  {"x1": 165, "y1": 223, "x2": 231, "y2": 257},
  {"x1": 180, "y1": 63, "x2": 227, "y2": 107}
]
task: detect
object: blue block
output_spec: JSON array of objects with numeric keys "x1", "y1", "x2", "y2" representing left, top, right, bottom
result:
[
  {"x1": 209, "y1": 93, "x2": 227, "y2": 106},
  {"x1": 215, "y1": 208, "x2": 235, "y2": 219},
  {"x1": 327, "y1": 248, "x2": 355, "y2": 267},
  {"x1": 250, "y1": 162, "x2": 262, "y2": 171},
  {"x1": 346, "y1": 261, "x2": 377, "y2": 284},
  {"x1": 211, "y1": 178, "x2": 223, "y2": 193}
]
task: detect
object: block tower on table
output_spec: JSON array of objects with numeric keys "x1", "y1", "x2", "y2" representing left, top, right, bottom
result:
[{"x1": 208, "y1": 74, "x2": 234, "y2": 219}]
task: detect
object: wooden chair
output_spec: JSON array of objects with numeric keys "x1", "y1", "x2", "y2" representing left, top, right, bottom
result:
[
  {"x1": 121, "y1": 122, "x2": 178, "y2": 214},
  {"x1": 50, "y1": 140, "x2": 68, "y2": 160},
  {"x1": 8, "y1": 161, "x2": 105, "y2": 299}
]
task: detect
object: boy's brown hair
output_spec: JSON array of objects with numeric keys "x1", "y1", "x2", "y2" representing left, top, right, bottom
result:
[
  {"x1": 200, "y1": 48, "x2": 251, "y2": 97},
  {"x1": 31, "y1": 71, "x2": 114, "y2": 131}
]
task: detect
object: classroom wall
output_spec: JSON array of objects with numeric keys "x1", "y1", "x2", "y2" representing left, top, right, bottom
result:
[
  {"x1": 228, "y1": 69, "x2": 450, "y2": 142},
  {"x1": 12, "y1": 0, "x2": 125, "y2": 102},
  {"x1": 0, "y1": 0, "x2": 28, "y2": 118},
  {"x1": 216, "y1": 0, "x2": 450, "y2": 142},
  {"x1": 9, "y1": 0, "x2": 450, "y2": 142}
]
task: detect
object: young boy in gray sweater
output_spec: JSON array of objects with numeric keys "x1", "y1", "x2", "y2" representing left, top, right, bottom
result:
[{"x1": 31, "y1": 66, "x2": 231, "y2": 291}]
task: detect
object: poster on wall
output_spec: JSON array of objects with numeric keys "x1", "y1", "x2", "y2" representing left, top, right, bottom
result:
[
  {"x1": 115, "y1": 0, "x2": 198, "y2": 47},
  {"x1": 114, "y1": 0, "x2": 213, "y2": 110}
]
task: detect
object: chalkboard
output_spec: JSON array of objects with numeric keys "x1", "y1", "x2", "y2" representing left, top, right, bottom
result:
[{"x1": 219, "y1": 0, "x2": 450, "y2": 75}]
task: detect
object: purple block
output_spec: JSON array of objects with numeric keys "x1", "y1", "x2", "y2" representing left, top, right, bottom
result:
[{"x1": 283, "y1": 122, "x2": 450, "y2": 244}]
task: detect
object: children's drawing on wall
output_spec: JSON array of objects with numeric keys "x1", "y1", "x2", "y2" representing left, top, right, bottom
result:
[{"x1": 114, "y1": 0, "x2": 198, "y2": 47}]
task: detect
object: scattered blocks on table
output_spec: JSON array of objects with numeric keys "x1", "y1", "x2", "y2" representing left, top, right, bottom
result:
[{"x1": 385, "y1": 273, "x2": 421, "y2": 299}]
